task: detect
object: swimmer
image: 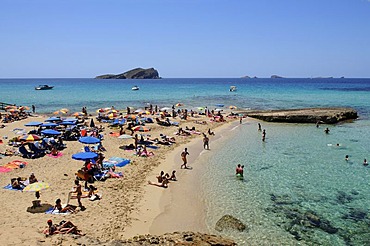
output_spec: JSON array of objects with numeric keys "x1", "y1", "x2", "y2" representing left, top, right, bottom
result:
[
  {"x1": 345, "y1": 155, "x2": 349, "y2": 161},
  {"x1": 324, "y1": 128, "x2": 330, "y2": 134},
  {"x1": 363, "y1": 159, "x2": 368, "y2": 166}
]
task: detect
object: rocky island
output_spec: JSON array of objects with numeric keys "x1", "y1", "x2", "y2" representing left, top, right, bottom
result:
[
  {"x1": 95, "y1": 67, "x2": 160, "y2": 79},
  {"x1": 244, "y1": 108, "x2": 358, "y2": 124}
]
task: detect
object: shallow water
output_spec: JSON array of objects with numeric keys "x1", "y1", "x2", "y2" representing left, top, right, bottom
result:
[{"x1": 202, "y1": 119, "x2": 370, "y2": 245}]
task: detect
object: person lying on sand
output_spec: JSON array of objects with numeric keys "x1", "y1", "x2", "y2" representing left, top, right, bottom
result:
[
  {"x1": 148, "y1": 178, "x2": 169, "y2": 188},
  {"x1": 44, "y1": 219, "x2": 83, "y2": 236},
  {"x1": 52, "y1": 199, "x2": 76, "y2": 213}
]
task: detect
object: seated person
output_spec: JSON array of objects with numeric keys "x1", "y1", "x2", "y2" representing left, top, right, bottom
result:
[
  {"x1": 148, "y1": 176, "x2": 169, "y2": 188},
  {"x1": 50, "y1": 146, "x2": 59, "y2": 156},
  {"x1": 52, "y1": 199, "x2": 75, "y2": 213},
  {"x1": 11, "y1": 177, "x2": 26, "y2": 189},
  {"x1": 140, "y1": 146, "x2": 154, "y2": 157},
  {"x1": 44, "y1": 219, "x2": 83, "y2": 235},
  {"x1": 169, "y1": 170, "x2": 177, "y2": 181}
]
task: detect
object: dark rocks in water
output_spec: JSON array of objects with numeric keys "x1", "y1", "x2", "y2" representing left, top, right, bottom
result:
[
  {"x1": 342, "y1": 208, "x2": 368, "y2": 222},
  {"x1": 95, "y1": 67, "x2": 160, "y2": 79},
  {"x1": 215, "y1": 215, "x2": 247, "y2": 232},
  {"x1": 270, "y1": 194, "x2": 297, "y2": 205},
  {"x1": 244, "y1": 107, "x2": 358, "y2": 124},
  {"x1": 336, "y1": 191, "x2": 354, "y2": 204}
]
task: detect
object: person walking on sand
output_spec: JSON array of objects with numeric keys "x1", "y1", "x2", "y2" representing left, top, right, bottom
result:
[
  {"x1": 203, "y1": 134, "x2": 209, "y2": 150},
  {"x1": 73, "y1": 180, "x2": 84, "y2": 209},
  {"x1": 181, "y1": 148, "x2": 189, "y2": 169}
]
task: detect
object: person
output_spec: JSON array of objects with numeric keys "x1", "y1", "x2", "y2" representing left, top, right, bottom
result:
[
  {"x1": 11, "y1": 177, "x2": 26, "y2": 189},
  {"x1": 45, "y1": 219, "x2": 83, "y2": 235},
  {"x1": 51, "y1": 146, "x2": 59, "y2": 156},
  {"x1": 345, "y1": 155, "x2": 349, "y2": 161},
  {"x1": 52, "y1": 199, "x2": 75, "y2": 213},
  {"x1": 72, "y1": 179, "x2": 84, "y2": 209},
  {"x1": 208, "y1": 128, "x2": 215, "y2": 136},
  {"x1": 148, "y1": 176, "x2": 169, "y2": 188},
  {"x1": 316, "y1": 121, "x2": 320, "y2": 128},
  {"x1": 363, "y1": 159, "x2": 368, "y2": 166},
  {"x1": 239, "y1": 116, "x2": 242, "y2": 124},
  {"x1": 258, "y1": 123, "x2": 262, "y2": 131},
  {"x1": 236, "y1": 164, "x2": 244, "y2": 177},
  {"x1": 324, "y1": 128, "x2": 330, "y2": 134},
  {"x1": 169, "y1": 170, "x2": 177, "y2": 181},
  {"x1": 180, "y1": 148, "x2": 189, "y2": 169},
  {"x1": 156, "y1": 171, "x2": 164, "y2": 183},
  {"x1": 203, "y1": 134, "x2": 209, "y2": 150},
  {"x1": 32, "y1": 105, "x2": 35, "y2": 114},
  {"x1": 262, "y1": 129, "x2": 266, "y2": 141}
]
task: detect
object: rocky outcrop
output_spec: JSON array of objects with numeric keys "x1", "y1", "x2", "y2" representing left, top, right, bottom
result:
[
  {"x1": 215, "y1": 215, "x2": 247, "y2": 232},
  {"x1": 245, "y1": 108, "x2": 358, "y2": 124},
  {"x1": 59, "y1": 232, "x2": 236, "y2": 245},
  {"x1": 95, "y1": 68, "x2": 160, "y2": 79}
]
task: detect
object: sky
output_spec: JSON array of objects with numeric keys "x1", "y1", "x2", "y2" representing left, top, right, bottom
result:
[{"x1": 0, "y1": 0, "x2": 370, "y2": 78}]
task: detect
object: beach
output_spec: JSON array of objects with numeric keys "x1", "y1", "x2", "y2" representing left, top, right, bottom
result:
[{"x1": 0, "y1": 110, "x2": 237, "y2": 245}]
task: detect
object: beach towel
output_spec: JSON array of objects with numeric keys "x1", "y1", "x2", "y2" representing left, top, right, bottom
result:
[
  {"x1": 146, "y1": 145, "x2": 159, "y2": 149},
  {"x1": 69, "y1": 190, "x2": 102, "y2": 200},
  {"x1": 44, "y1": 206, "x2": 70, "y2": 215},
  {"x1": 109, "y1": 157, "x2": 130, "y2": 167},
  {"x1": 47, "y1": 152, "x2": 63, "y2": 158},
  {"x1": 3, "y1": 184, "x2": 23, "y2": 191},
  {"x1": 0, "y1": 167, "x2": 12, "y2": 173},
  {"x1": 109, "y1": 132, "x2": 120, "y2": 137}
]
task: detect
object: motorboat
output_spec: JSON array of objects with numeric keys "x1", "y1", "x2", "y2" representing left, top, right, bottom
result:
[
  {"x1": 35, "y1": 85, "x2": 54, "y2": 90},
  {"x1": 132, "y1": 85, "x2": 139, "y2": 91},
  {"x1": 229, "y1": 86, "x2": 237, "y2": 92}
]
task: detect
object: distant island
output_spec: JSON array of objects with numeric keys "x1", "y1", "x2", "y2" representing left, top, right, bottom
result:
[
  {"x1": 271, "y1": 75, "x2": 284, "y2": 79},
  {"x1": 95, "y1": 67, "x2": 160, "y2": 79}
]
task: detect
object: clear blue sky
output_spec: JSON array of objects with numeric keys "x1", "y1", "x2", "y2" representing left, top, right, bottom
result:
[{"x1": 1, "y1": 0, "x2": 370, "y2": 78}]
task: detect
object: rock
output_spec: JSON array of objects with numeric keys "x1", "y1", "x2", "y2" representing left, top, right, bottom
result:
[
  {"x1": 215, "y1": 215, "x2": 247, "y2": 232},
  {"x1": 342, "y1": 208, "x2": 368, "y2": 222},
  {"x1": 95, "y1": 67, "x2": 160, "y2": 79},
  {"x1": 270, "y1": 194, "x2": 297, "y2": 205},
  {"x1": 244, "y1": 107, "x2": 358, "y2": 124}
]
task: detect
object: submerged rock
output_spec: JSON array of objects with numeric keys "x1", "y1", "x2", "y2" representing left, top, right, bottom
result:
[{"x1": 215, "y1": 215, "x2": 247, "y2": 232}]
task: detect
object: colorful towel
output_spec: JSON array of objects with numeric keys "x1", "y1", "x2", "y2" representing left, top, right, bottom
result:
[
  {"x1": 0, "y1": 167, "x2": 12, "y2": 173},
  {"x1": 3, "y1": 184, "x2": 23, "y2": 191},
  {"x1": 47, "y1": 152, "x2": 63, "y2": 158},
  {"x1": 108, "y1": 157, "x2": 130, "y2": 167},
  {"x1": 109, "y1": 132, "x2": 120, "y2": 137},
  {"x1": 44, "y1": 205, "x2": 71, "y2": 215}
]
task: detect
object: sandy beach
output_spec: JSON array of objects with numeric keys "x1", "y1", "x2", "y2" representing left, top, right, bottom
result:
[{"x1": 0, "y1": 111, "x2": 239, "y2": 245}]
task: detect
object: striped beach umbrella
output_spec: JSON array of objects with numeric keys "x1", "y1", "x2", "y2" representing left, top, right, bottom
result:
[
  {"x1": 19, "y1": 134, "x2": 42, "y2": 142},
  {"x1": 132, "y1": 126, "x2": 150, "y2": 132},
  {"x1": 23, "y1": 182, "x2": 50, "y2": 192}
]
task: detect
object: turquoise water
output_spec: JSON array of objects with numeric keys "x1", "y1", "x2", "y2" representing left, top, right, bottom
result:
[{"x1": 2, "y1": 78, "x2": 370, "y2": 244}]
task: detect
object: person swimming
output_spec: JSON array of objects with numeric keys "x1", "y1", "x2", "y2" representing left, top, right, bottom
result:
[{"x1": 363, "y1": 159, "x2": 368, "y2": 166}]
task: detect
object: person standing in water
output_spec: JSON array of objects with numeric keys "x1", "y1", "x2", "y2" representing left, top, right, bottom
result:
[
  {"x1": 262, "y1": 129, "x2": 266, "y2": 141},
  {"x1": 258, "y1": 123, "x2": 262, "y2": 131}
]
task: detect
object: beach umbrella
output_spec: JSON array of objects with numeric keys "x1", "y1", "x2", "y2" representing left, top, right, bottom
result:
[
  {"x1": 96, "y1": 108, "x2": 105, "y2": 113},
  {"x1": 197, "y1": 107, "x2": 205, "y2": 110},
  {"x1": 160, "y1": 107, "x2": 171, "y2": 111},
  {"x1": 60, "y1": 108, "x2": 69, "y2": 113},
  {"x1": 132, "y1": 126, "x2": 150, "y2": 132},
  {"x1": 175, "y1": 103, "x2": 183, "y2": 107},
  {"x1": 24, "y1": 122, "x2": 42, "y2": 127},
  {"x1": 19, "y1": 106, "x2": 30, "y2": 111},
  {"x1": 8, "y1": 108, "x2": 19, "y2": 113},
  {"x1": 59, "y1": 120, "x2": 76, "y2": 126},
  {"x1": 73, "y1": 112, "x2": 84, "y2": 117},
  {"x1": 72, "y1": 152, "x2": 98, "y2": 161},
  {"x1": 118, "y1": 134, "x2": 133, "y2": 139},
  {"x1": 124, "y1": 114, "x2": 137, "y2": 120},
  {"x1": 19, "y1": 134, "x2": 42, "y2": 142},
  {"x1": 41, "y1": 129, "x2": 61, "y2": 136},
  {"x1": 5, "y1": 105, "x2": 17, "y2": 110},
  {"x1": 107, "y1": 113, "x2": 117, "y2": 119},
  {"x1": 215, "y1": 104, "x2": 224, "y2": 107},
  {"x1": 214, "y1": 108, "x2": 223, "y2": 112},
  {"x1": 23, "y1": 182, "x2": 50, "y2": 192},
  {"x1": 53, "y1": 110, "x2": 68, "y2": 115},
  {"x1": 79, "y1": 136, "x2": 101, "y2": 144},
  {"x1": 45, "y1": 117, "x2": 62, "y2": 122},
  {"x1": 41, "y1": 122, "x2": 58, "y2": 128},
  {"x1": 229, "y1": 105, "x2": 237, "y2": 110}
]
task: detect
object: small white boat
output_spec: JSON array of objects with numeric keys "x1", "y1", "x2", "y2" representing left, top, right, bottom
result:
[
  {"x1": 132, "y1": 85, "x2": 139, "y2": 91},
  {"x1": 35, "y1": 85, "x2": 54, "y2": 90},
  {"x1": 229, "y1": 86, "x2": 237, "y2": 92}
]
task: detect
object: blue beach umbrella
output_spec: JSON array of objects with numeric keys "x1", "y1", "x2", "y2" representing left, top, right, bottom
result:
[
  {"x1": 24, "y1": 122, "x2": 42, "y2": 127},
  {"x1": 45, "y1": 117, "x2": 62, "y2": 122},
  {"x1": 41, "y1": 129, "x2": 62, "y2": 136},
  {"x1": 72, "y1": 152, "x2": 98, "y2": 161},
  {"x1": 59, "y1": 121, "x2": 76, "y2": 126},
  {"x1": 78, "y1": 136, "x2": 101, "y2": 144},
  {"x1": 215, "y1": 104, "x2": 224, "y2": 107},
  {"x1": 41, "y1": 122, "x2": 59, "y2": 128}
]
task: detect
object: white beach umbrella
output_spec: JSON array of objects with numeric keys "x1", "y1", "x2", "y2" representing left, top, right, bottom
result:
[{"x1": 160, "y1": 107, "x2": 171, "y2": 111}]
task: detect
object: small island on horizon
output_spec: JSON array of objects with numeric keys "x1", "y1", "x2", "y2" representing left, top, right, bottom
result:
[{"x1": 95, "y1": 67, "x2": 160, "y2": 79}]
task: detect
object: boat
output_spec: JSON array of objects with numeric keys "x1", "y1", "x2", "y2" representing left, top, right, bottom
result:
[
  {"x1": 35, "y1": 85, "x2": 54, "y2": 90},
  {"x1": 132, "y1": 85, "x2": 139, "y2": 91},
  {"x1": 229, "y1": 86, "x2": 237, "y2": 92}
]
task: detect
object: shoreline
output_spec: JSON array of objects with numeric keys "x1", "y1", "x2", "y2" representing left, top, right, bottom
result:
[{"x1": 123, "y1": 119, "x2": 240, "y2": 237}]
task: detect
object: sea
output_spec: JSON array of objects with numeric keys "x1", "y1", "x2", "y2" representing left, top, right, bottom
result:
[{"x1": 1, "y1": 78, "x2": 370, "y2": 245}]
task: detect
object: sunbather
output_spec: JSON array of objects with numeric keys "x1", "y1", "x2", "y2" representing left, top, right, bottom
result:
[
  {"x1": 44, "y1": 219, "x2": 83, "y2": 235},
  {"x1": 11, "y1": 177, "x2": 26, "y2": 189},
  {"x1": 148, "y1": 178, "x2": 169, "y2": 188},
  {"x1": 52, "y1": 198, "x2": 75, "y2": 213}
]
